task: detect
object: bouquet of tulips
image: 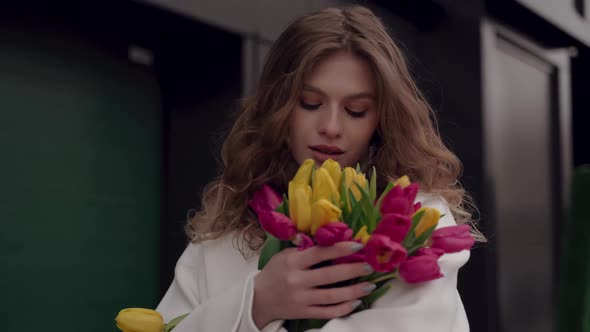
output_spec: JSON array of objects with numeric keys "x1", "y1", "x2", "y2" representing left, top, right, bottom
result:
[{"x1": 249, "y1": 159, "x2": 474, "y2": 331}]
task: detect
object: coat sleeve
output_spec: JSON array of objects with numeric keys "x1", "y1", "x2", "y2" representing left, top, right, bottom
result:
[
  {"x1": 306, "y1": 194, "x2": 471, "y2": 332},
  {"x1": 156, "y1": 244, "x2": 285, "y2": 332}
]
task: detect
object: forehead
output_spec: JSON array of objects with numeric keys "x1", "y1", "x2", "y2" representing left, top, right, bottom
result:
[{"x1": 303, "y1": 51, "x2": 376, "y2": 97}]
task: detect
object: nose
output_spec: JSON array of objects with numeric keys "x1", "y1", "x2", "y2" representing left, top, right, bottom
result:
[{"x1": 318, "y1": 104, "x2": 342, "y2": 139}]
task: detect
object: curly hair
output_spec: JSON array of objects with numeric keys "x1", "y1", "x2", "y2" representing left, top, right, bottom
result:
[{"x1": 186, "y1": 6, "x2": 480, "y2": 255}]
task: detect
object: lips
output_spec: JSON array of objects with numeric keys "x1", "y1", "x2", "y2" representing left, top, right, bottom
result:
[{"x1": 309, "y1": 145, "x2": 344, "y2": 155}]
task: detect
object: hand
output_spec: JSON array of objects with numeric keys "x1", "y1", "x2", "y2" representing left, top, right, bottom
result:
[{"x1": 252, "y1": 241, "x2": 375, "y2": 329}]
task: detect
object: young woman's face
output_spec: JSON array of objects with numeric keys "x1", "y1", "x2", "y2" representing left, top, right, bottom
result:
[{"x1": 289, "y1": 51, "x2": 379, "y2": 168}]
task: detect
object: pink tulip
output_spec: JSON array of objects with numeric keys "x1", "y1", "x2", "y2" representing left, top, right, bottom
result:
[
  {"x1": 399, "y1": 249, "x2": 443, "y2": 283},
  {"x1": 315, "y1": 222, "x2": 353, "y2": 246},
  {"x1": 413, "y1": 202, "x2": 422, "y2": 212},
  {"x1": 249, "y1": 184, "x2": 283, "y2": 215},
  {"x1": 364, "y1": 234, "x2": 407, "y2": 272},
  {"x1": 373, "y1": 213, "x2": 411, "y2": 242},
  {"x1": 258, "y1": 210, "x2": 297, "y2": 241},
  {"x1": 293, "y1": 233, "x2": 314, "y2": 251},
  {"x1": 380, "y1": 183, "x2": 419, "y2": 215},
  {"x1": 416, "y1": 247, "x2": 445, "y2": 258},
  {"x1": 430, "y1": 225, "x2": 474, "y2": 253}
]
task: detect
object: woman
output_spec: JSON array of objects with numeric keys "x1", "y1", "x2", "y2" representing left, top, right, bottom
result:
[{"x1": 157, "y1": 5, "x2": 474, "y2": 332}]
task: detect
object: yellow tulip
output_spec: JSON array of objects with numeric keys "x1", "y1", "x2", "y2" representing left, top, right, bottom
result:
[
  {"x1": 310, "y1": 198, "x2": 342, "y2": 235},
  {"x1": 354, "y1": 225, "x2": 371, "y2": 244},
  {"x1": 413, "y1": 207, "x2": 441, "y2": 237},
  {"x1": 289, "y1": 182, "x2": 313, "y2": 232},
  {"x1": 312, "y1": 168, "x2": 340, "y2": 203},
  {"x1": 320, "y1": 159, "x2": 342, "y2": 189},
  {"x1": 292, "y1": 159, "x2": 315, "y2": 185},
  {"x1": 344, "y1": 168, "x2": 367, "y2": 201},
  {"x1": 115, "y1": 308, "x2": 164, "y2": 332},
  {"x1": 393, "y1": 175, "x2": 411, "y2": 188}
]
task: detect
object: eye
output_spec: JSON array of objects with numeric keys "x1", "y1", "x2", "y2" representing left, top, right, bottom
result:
[
  {"x1": 346, "y1": 108, "x2": 367, "y2": 118},
  {"x1": 300, "y1": 101, "x2": 322, "y2": 110}
]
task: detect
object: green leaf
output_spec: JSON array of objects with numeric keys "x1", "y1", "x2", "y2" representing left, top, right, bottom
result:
[
  {"x1": 348, "y1": 199, "x2": 364, "y2": 233},
  {"x1": 164, "y1": 313, "x2": 189, "y2": 332},
  {"x1": 354, "y1": 182, "x2": 375, "y2": 231},
  {"x1": 402, "y1": 209, "x2": 426, "y2": 248},
  {"x1": 362, "y1": 283, "x2": 392, "y2": 307},
  {"x1": 356, "y1": 163, "x2": 362, "y2": 173},
  {"x1": 340, "y1": 171, "x2": 352, "y2": 216},
  {"x1": 258, "y1": 233, "x2": 281, "y2": 269},
  {"x1": 369, "y1": 166, "x2": 377, "y2": 204}
]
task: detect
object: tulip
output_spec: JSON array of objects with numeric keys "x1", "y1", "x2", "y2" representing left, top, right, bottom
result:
[
  {"x1": 258, "y1": 210, "x2": 297, "y2": 240},
  {"x1": 380, "y1": 183, "x2": 419, "y2": 215},
  {"x1": 354, "y1": 225, "x2": 371, "y2": 244},
  {"x1": 292, "y1": 159, "x2": 315, "y2": 185},
  {"x1": 393, "y1": 175, "x2": 411, "y2": 188},
  {"x1": 399, "y1": 249, "x2": 443, "y2": 283},
  {"x1": 288, "y1": 182, "x2": 313, "y2": 232},
  {"x1": 249, "y1": 184, "x2": 283, "y2": 215},
  {"x1": 343, "y1": 167, "x2": 368, "y2": 201},
  {"x1": 293, "y1": 232, "x2": 314, "y2": 251},
  {"x1": 430, "y1": 225, "x2": 474, "y2": 253},
  {"x1": 413, "y1": 207, "x2": 441, "y2": 237},
  {"x1": 312, "y1": 168, "x2": 340, "y2": 203},
  {"x1": 373, "y1": 213, "x2": 411, "y2": 243},
  {"x1": 364, "y1": 234, "x2": 407, "y2": 272},
  {"x1": 115, "y1": 308, "x2": 164, "y2": 332},
  {"x1": 320, "y1": 159, "x2": 342, "y2": 189},
  {"x1": 310, "y1": 198, "x2": 342, "y2": 235},
  {"x1": 315, "y1": 221, "x2": 353, "y2": 246}
]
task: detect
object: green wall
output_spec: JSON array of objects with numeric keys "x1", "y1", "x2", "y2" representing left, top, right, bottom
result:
[{"x1": 0, "y1": 28, "x2": 162, "y2": 331}]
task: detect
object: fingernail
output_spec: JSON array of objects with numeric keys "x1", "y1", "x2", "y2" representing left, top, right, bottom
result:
[
  {"x1": 363, "y1": 283, "x2": 377, "y2": 294},
  {"x1": 363, "y1": 264, "x2": 374, "y2": 274},
  {"x1": 351, "y1": 243, "x2": 363, "y2": 252},
  {"x1": 351, "y1": 300, "x2": 362, "y2": 310}
]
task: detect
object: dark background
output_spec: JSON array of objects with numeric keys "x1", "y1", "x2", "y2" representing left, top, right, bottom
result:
[{"x1": 1, "y1": 1, "x2": 588, "y2": 331}]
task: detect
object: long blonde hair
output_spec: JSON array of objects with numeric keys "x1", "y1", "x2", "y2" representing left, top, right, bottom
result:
[{"x1": 186, "y1": 6, "x2": 479, "y2": 253}]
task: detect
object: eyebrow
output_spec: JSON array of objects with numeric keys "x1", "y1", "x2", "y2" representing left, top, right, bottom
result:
[{"x1": 302, "y1": 84, "x2": 375, "y2": 100}]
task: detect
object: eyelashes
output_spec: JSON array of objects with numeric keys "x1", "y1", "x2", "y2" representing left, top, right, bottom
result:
[
  {"x1": 300, "y1": 101, "x2": 321, "y2": 110},
  {"x1": 299, "y1": 101, "x2": 368, "y2": 118}
]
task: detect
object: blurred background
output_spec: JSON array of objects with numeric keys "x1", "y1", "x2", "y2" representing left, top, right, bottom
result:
[{"x1": 1, "y1": 0, "x2": 589, "y2": 331}]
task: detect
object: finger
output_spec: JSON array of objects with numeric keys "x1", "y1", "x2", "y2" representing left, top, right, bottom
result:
[
  {"x1": 294, "y1": 241, "x2": 363, "y2": 268},
  {"x1": 304, "y1": 299, "x2": 364, "y2": 320},
  {"x1": 303, "y1": 262, "x2": 373, "y2": 287},
  {"x1": 305, "y1": 282, "x2": 376, "y2": 305}
]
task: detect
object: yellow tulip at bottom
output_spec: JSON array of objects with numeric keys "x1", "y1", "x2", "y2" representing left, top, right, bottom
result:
[{"x1": 115, "y1": 308, "x2": 164, "y2": 332}]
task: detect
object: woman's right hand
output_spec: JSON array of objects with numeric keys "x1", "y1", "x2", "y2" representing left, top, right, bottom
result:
[{"x1": 252, "y1": 241, "x2": 375, "y2": 329}]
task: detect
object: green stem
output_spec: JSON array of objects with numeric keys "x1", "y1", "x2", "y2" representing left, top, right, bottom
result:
[{"x1": 369, "y1": 271, "x2": 398, "y2": 284}]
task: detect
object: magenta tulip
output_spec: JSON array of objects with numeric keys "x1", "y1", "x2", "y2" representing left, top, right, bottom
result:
[
  {"x1": 293, "y1": 233, "x2": 314, "y2": 251},
  {"x1": 416, "y1": 247, "x2": 445, "y2": 258},
  {"x1": 364, "y1": 234, "x2": 407, "y2": 272},
  {"x1": 399, "y1": 250, "x2": 443, "y2": 283},
  {"x1": 315, "y1": 222, "x2": 353, "y2": 246},
  {"x1": 249, "y1": 184, "x2": 283, "y2": 215},
  {"x1": 430, "y1": 225, "x2": 474, "y2": 253},
  {"x1": 380, "y1": 183, "x2": 419, "y2": 215},
  {"x1": 258, "y1": 210, "x2": 297, "y2": 241},
  {"x1": 373, "y1": 213, "x2": 411, "y2": 242}
]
